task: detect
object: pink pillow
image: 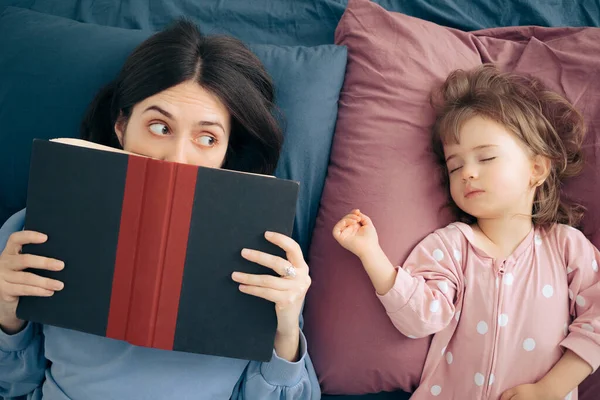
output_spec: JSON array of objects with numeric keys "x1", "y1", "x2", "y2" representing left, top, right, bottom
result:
[{"x1": 304, "y1": 0, "x2": 600, "y2": 395}]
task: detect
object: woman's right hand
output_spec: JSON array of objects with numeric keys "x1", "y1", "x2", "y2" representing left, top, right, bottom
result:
[
  {"x1": 332, "y1": 209, "x2": 380, "y2": 259},
  {"x1": 0, "y1": 231, "x2": 64, "y2": 334}
]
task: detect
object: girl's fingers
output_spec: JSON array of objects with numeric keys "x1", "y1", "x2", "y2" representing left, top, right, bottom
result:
[
  {"x1": 360, "y1": 214, "x2": 373, "y2": 226},
  {"x1": 499, "y1": 389, "x2": 517, "y2": 400},
  {"x1": 336, "y1": 216, "x2": 361, "y2": 229},
  {"x1": 346, "y1": 212, "x2": 361, "y2": 221},
  {"x1": 332, "y1": 219, "x2": 346, "y2": 233},
  {"x1": 339, "y1": 224, "x2": 358, "y2": 240},
  {"x1": 333, "y1": 218, "x2": 355, "y2": 235}
]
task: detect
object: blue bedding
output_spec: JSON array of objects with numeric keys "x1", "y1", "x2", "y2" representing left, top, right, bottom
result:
[
  {"x1": 1, "y1": 1, "x2": 599, "y2": 399},
  {"x1": 0, "y1": 0, "x2": 598, "y2": 47}
]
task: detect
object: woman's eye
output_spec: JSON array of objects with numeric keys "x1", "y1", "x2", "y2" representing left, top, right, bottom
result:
[
  {"x1": 196, "y1": 135, "x2": 216, "y2": 147},
  {"x1": 149, "y1": 123, "x2": 169, "y2": 135}
]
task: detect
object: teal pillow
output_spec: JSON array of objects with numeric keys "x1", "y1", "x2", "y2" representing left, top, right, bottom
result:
[
  {"x1": 0, "y1": 7, "x2": 347, "y2": 255},
  {"x1": 2, "y1": 0, "x2": 597, "y2": 48},
  {"x1": 0, "y1": 0, "x2": 346, "y2": 45}
]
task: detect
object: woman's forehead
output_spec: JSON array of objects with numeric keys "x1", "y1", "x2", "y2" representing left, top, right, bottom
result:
[
  {"x1": 135, "y1": 81, "x2": 231, "y2": 132},
  {"x1": 142, "y1": 82, "x2": 227, "y2": 113}
]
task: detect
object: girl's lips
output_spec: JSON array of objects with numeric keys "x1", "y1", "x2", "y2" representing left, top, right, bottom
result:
[{"x1": 465, "y1": 189, "x2": 485, "y2": 199}]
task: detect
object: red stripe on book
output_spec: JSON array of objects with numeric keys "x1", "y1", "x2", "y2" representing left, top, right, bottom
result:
[
  {"x1": 106, "y1": 156, "x2": 147, "y2": 339},
  {"x1": 124, "y1": 161, "x2": 178, "y2": 347},
  {"x1": 107, "y1": 158, "x2": 195, "y2": 350},
  {"x1": 152, "y1": 164, "x2": 197, "y2": 350}
]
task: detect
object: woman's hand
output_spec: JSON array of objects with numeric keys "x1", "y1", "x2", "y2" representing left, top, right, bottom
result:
[
  {"x1": 231, "y1": 231, "x2": 311, "y2": 362},
  {"x1": 332, "y1": 209, "x2": 379, "y2": 259},
  {"x1": 0, "y1": 231, "x2": 65, "y2": 334}
]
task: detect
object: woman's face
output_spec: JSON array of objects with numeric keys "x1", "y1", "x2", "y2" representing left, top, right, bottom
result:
[{"x1": 115, "y1": 80, "x2": 231, "y2": 168}]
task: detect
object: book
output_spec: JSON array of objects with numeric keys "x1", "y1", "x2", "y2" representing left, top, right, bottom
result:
[{"x1": 17, "y1": 138, "x2": 300, "y2": 362}]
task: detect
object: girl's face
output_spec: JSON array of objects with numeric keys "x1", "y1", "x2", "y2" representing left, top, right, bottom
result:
[
  {"x1": 115, "y1": 80, "x2": 231, "y2": 168},
  {"x1": 443, "y1": 116, "x2": 547, "y2": 221}
]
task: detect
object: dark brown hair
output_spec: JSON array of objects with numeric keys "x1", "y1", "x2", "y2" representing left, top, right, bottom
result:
[
  {"x1": 81, "y1": 19, "x2": 283, "y2": 175},
  {"x1": 431, "y1": 64, "x2": 586, "y2": 227}
]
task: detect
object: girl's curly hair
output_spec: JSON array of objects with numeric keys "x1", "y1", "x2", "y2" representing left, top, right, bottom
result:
[{"x1": 431, "y1": 64, "x2": 586, "y2": 227}]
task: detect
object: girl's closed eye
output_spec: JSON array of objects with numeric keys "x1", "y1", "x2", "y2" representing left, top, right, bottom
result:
[
  {"x1": 480, "y1": 157, "x2": 496, "y2": 163},
  {"x1": 149, "y1": 122, "x2": 169, "y2": 136},
  {"x1": 448, "y1": 165, "x2": 463, "y2": 174}
]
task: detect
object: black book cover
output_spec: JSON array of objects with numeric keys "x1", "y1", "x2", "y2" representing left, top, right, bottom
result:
[{"x1": 17, "y1": 139, "x2": 299, "y2": 362}]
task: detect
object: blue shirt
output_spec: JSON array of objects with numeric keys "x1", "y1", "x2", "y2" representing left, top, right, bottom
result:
[{"x1": 0, "y1": 209, "x2": 320, "y2": 400}]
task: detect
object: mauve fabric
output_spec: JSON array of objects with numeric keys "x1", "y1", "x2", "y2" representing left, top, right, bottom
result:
[{"x1": 304, "y1": 0, "x2": 600, "y2": 395}]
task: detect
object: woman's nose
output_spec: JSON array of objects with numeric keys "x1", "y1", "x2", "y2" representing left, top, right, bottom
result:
[{"x1": 163, "y1": 138, "x2": 188, "y2": 164}]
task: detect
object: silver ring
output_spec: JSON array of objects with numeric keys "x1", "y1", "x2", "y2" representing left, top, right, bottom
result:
[{"x1": 283, "y1": 265, "x2": 297, "y2": 278}]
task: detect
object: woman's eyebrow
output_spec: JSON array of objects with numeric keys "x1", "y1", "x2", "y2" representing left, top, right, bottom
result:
[
  {"x1": 143, "y1": 105, "x2": 225, "y2": 133},
  {"x1": 198, "y1": 120, "x2": 225, "y2": 133},
  {"x1": 143, "y1": 105, "x2": 173, "y2": 119}
]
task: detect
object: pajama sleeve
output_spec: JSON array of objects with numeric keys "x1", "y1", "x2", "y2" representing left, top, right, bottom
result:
[
  {"x1": 231, "y1": 314, "x2": 320, "y2": 400},
  {"x1": 377, "y1": 228, "x2": 464, "y2": 338},
  {"x1": 0, "y1": 209, "x2": 47, "y2": 397},
  {"x1": 559, "y1": 227, "x2": 600, "y2": 372}
]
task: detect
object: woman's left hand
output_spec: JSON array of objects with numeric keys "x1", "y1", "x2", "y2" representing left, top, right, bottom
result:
[{"x1": 231, "y1": 231, "x2": 311, "y2": 360}]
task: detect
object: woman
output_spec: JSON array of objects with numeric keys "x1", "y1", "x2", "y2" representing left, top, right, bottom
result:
[{"x1": 0, "y1": 20, "x2": 318, "y2": 400}]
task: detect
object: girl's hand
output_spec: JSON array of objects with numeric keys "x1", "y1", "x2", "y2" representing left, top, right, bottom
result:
[
  {"x1": 332, "y1": 209, "x2": 379, "y2": 259},
  {"x1": 231, "y1": 231, "x2": 311, "y2": 361},
  {"x1": 500, "y1": 383, "x2": 561, "y2": 400},
  {"x1": 0, "y1": 231, "x2": 65, "y2": 333}
]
